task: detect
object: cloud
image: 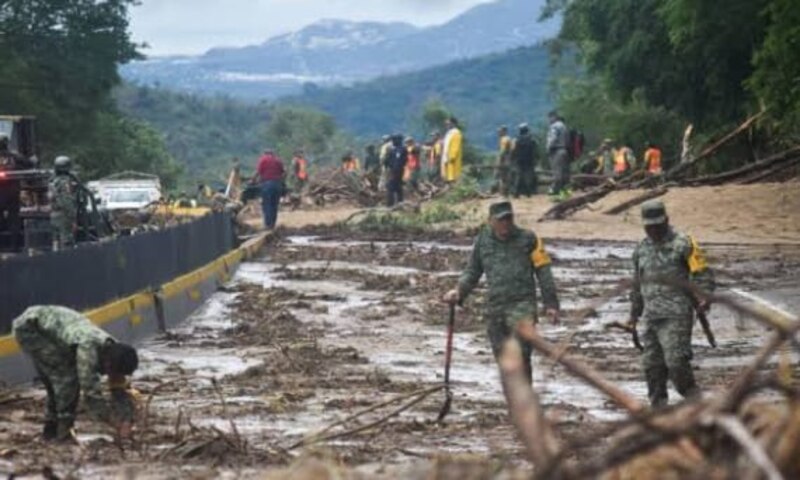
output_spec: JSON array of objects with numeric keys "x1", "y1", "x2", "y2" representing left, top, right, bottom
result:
[{"x1": 130, "y1": 0, "x2": 492, "y2": 56}]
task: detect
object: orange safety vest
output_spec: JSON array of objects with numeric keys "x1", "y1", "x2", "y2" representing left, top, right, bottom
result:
[
  {"x1": 404, "y1": 147, "x2": 420, "y2": 181},
  {"x1": 644, "y1": 148, "x2": 662, "y2": 174},
  {"x1": 613, "y1": 149, "x2": 629, "y2": 174},
  {"x1": 343, "y1": 158, "x2": 359, "y2": 172},
  {"x1": 294, "y1": 156, "x2": 308, "y2": 181}
]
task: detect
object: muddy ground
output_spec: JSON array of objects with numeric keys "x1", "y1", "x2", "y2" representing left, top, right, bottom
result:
[{"x1": 1, "y1": 228, "x2": 799, "y2": 479}]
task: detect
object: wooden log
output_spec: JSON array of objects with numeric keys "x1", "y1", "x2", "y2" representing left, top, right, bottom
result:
[
  {"x1": 667, "y1": 111, "x2": 766, "y2": 181},
  {"x1": 538, "y1": 181, "x2": 617, "y2": 221},
  {"x1": 498, "y1": 338, "x2": 563, "y2": 475},
  {"x1": 683, "y1": 146, "x2": 800, "y2": 186},
  {"x1": 740, "y1": 156, "x2": 800, "y2": 185},
  {"x1": 603, "y1": 186, "x2": 670, "y2": 215}
]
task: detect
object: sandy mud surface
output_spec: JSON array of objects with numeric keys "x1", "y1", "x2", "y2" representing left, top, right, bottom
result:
[{"x1": 1, "y1": 229, "x2": 799, "y2": 478}]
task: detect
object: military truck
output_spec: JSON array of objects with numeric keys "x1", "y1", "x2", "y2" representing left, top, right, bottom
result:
[{"x1": 0, "y1": 116, "x2": 111, "y2": 253}]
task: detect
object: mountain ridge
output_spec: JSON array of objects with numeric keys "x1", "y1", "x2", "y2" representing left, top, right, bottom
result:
[{"x1": 122, "y1": 0, "x2": 559, "y2": 99}]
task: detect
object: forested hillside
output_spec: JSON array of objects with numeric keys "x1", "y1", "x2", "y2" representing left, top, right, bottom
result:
[
  {"x1": 286, "y1": 46, "x2": 555, "y2": 148},
  {"x1": 116, "y1": 85, "x2": 355, "y2": 181}
]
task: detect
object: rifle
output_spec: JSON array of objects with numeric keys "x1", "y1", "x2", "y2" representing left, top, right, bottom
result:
[{"x1": 696, "y1": 307, "x2": 717, "y2": 348}]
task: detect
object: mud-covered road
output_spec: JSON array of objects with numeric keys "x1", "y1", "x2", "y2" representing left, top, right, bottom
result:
[{"x1": 1, "y1": 229, "x2": 799, "y2": 478}]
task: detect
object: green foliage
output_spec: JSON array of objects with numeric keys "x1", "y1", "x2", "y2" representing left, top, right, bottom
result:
[
  {"x1": 440, "y1": 176, "x2": 483, "y2": 204},
  {"x1": 117, "y1": 86, "x2": 356, "y2": 185},
  {"x1": 556, "y1": 76, "x2": 684, "y2": 164},
  {"x1": 0, "y1": 0, "x2": 180, "y2": 184},
  {"x1": 352, "y1": 203, "x2": 462, "y2": 233},
  {"x1": 115, "y1": 84, "x2": 270, "y2": 184},
  {"x1": 748, "y1": 0, "x2": 800, "y2": 136},
  {"x1": 547, "y1": 0, "x2": 799, "y2": 162},
  {"x1": 265, "y1": 106, "x2": 354, "y2": 166},
  {"x1": 287, "y1": 46, "x2": 554, "y2": 149}
]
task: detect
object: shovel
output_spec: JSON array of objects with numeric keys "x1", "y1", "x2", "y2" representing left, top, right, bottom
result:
[{"x1": 436, "y1": 303, "x2": 456, "y2": 423}]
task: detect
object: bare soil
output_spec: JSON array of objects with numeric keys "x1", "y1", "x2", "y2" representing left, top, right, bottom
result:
[{"x1": 246, "y1": 182, "x2": 800, "y2": 245}]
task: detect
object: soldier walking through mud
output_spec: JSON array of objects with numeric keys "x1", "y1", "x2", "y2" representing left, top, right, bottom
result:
[
  {"x1": 49, "y1": 156, "x2": 78, "y2": 250},
  {"x1": 444, "y1": 201, "x2": 560, "y2": 383},
  {"x1": 629, "y1": 200, "x2": 716, "y2": 407},
  {"x1": 12, "y1": 306, "x2": 140, "y2": 441}
]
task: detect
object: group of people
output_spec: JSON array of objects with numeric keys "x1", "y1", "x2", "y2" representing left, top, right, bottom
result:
[
  {"x1": 585, "y1": 139, "x2": 663, "y2": 177},
  {"x1": 444, "y1": 198, "x2": 715, "y2": 407},
  {"x1": 358, "y1": 116, "x2": 465, "y2": 207},
  {"x1": 492, "y1": 111, "x2": 576, "y2": 201}
]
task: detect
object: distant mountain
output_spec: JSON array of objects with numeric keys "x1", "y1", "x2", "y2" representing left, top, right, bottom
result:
[{"x1": 122, "y1": 0, "x2": 559, "y2": 99}]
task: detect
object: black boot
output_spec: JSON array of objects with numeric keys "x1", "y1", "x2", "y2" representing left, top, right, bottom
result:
[{"x1": 42, "y1": 420, "x2": 57, "y2": 440}]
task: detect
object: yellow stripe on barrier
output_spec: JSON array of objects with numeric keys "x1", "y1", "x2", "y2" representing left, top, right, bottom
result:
[
  {"x1": 153, "y1": 206, "x2": 212, "y2": 217},
  {"x1": 0, "y1": 232, "x2": 270, "y2": 360}
]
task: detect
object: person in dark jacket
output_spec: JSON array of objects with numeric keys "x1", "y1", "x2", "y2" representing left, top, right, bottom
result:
[
  {"x1": 511, "y1": 124, "x2": 539, "y2": 197},
  {"x1": 384, "y1": 135, "x2": 407, "y2": 207}
]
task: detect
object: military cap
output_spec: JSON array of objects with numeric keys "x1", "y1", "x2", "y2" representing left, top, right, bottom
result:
[
  {"x1": 489, "y1": 201, "x2": 514, "y2": 220},
  {"x1": 641, "y1": 200, "x2": 668, "y2": 225}
]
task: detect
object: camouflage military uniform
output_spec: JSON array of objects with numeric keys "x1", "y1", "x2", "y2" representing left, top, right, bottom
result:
[
  {"x1": 48, "y1": 174, "x2": 77, "y2": 248},
  {"x1": 12, "y1": 306, "x2": 124, "y2": 433},
  {"x1": 630, "y1": 227, "x2": 715, "y2": 407},
  {"x1": 458, "y1": 222, "x2": 559, "y2": 381}
]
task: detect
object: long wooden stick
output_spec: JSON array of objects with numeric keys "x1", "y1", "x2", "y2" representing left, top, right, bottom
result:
[
  {"x1": 291, "y1": 386, "x2": 443, "y2": 449},
  {"x1": 498, "y1": 339, "x2": 562, "y2": 473},
  {"x1": 603, "y1": 186, "x2": 670, "y2": 215},
  {"x1": 287, "y1": 385, "x2": 443, "y2": 450},
  {"x1": 667, "y1": 111, "x2": 766, "y2": 180}
]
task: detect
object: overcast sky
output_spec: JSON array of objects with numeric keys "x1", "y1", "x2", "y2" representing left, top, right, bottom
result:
[{"x1": 130, "y1": 0, "x2": 493, "y2": 56}]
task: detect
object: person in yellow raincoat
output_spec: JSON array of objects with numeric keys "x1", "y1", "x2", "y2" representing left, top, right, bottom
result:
[{"x1": 441, "y1": 117, "x2": 463, "y2": 183}]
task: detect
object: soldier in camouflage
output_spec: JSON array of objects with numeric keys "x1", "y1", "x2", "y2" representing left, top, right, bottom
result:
[
  {"x1": 629, "y1": 200, "x2": 715, "y2": 407},
  {"x1": 444, "y1": 201, "x2": 560, "y2": 383},
  {"x1": 12, "y1": 306, "x2": 140, "y2": 441},
  {"x1": 48, "y1": 156, "x2": 78, "y2": 250}
]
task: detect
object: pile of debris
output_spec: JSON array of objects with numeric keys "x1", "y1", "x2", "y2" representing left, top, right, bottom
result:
[
  {"x1": 303, "y1": 168, "x2": 454, "y2": 207},
  {"x1": 305, "y1": 168, "x2": 382, "y2": 207},
  {"x1": 500, "y1": 288, "x2": 800, "y2": 479}
]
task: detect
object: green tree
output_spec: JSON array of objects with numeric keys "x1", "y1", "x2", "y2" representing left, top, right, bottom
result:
[
  {"x1": 748, "y1": 0, "x2": 800, "y2": 136},
  {"x1": 264, "y1": 106, "x2": 353, "y2": 168}
]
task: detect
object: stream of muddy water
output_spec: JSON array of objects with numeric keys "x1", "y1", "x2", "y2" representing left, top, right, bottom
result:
[{"x1": 1, "y1": 232, "x2": 799, "y2": 478}]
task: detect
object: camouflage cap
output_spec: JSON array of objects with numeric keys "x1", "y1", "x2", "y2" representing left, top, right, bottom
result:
[
  {"x1": 489, "y1": 201, "x2": 514, "y2": 220},
  {"x1": 641, "y1": 200, "x2": 668, "y2": 226}
]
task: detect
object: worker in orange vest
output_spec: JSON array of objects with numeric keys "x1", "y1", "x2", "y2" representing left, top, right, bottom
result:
[
  {"x1": 292, "y1": 150, "x2": 309, "y2": 191},
  {"x1": 643, "y1": 142, "x2": 663, "y2": 175},
  {"x1": 613, "y1": 143, "x2": 634, "y2": 176},
  {"x1": 341, "y1": 152, "x2": 360, "y2": 173},
  {"x1": 404, "y1": 137, "x2": 421, "y2": 192}
]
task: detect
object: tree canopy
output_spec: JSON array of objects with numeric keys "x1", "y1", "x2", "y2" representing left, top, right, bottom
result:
[
  {"x1": 545, "y1": 0, "x2": 799, "y2": 160},
  {"x1": 0, "y1": 0, "x2": 181, "y2": 186}
]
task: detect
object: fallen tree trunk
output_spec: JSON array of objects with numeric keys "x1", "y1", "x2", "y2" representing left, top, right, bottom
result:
[
  {"x1": 740, "y1": 156, "x2": 800, "y2": 185},
  {"x1": 603, "y1": 186, "x2": 670, "y2": 216},
  {"x1": 667, "y1": 111, "x2": 766, "y2": 181},
  {"x1": 538, "y1": 181, "x2": 617, "y2": 221},
  {"x1": 683, "y1": 146, "x2": 800, "y2": 186}
]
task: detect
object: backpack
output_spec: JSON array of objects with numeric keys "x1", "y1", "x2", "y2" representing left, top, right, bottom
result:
[{"x1": 567, "y1": 129, "x2": 585, "y2": 162}]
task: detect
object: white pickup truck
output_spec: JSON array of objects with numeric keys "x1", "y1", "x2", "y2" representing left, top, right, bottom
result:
[{"x1": 87, "y1": 172, "x2": 162, "y2": 212}]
